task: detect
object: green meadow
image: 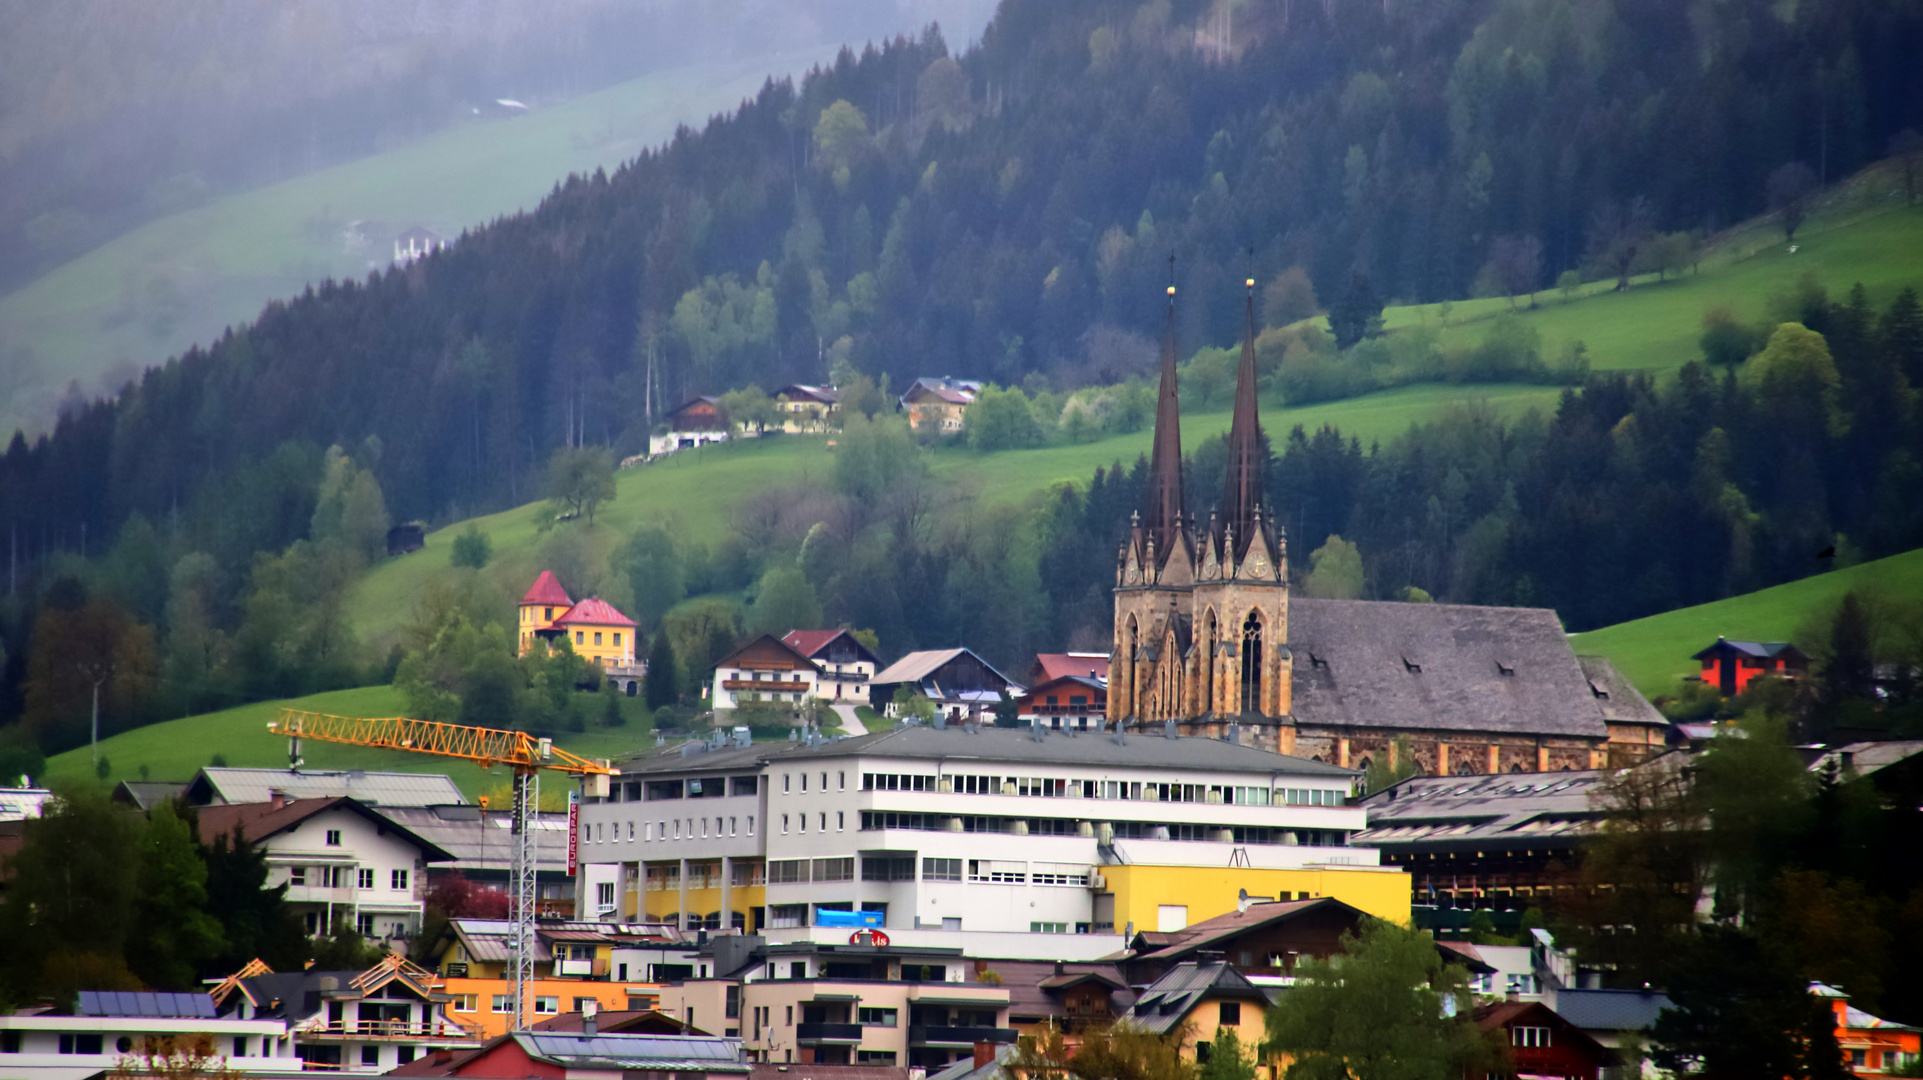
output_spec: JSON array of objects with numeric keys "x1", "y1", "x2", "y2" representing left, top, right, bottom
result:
[{"x1": 1569, "y1": 547, "x2": 1923, "y2": 699}]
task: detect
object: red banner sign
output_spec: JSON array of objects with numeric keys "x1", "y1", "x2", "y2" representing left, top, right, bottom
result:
[{"x1": 566, "y1": 791, "x2": 579, "y2": 877}]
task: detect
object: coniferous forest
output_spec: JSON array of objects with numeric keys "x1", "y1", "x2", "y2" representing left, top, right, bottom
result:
[{"x1": 4, "y1": 0, "x2": 1923, "y2": 750}]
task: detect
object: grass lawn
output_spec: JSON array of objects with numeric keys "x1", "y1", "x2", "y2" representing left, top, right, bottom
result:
[
  {"x1": 40, "y1": 683, "x2": 664, "y2": 804},
  {"x1": 0, "y1": 47, "x2": 846, "y2": 435},
  {"x1": 1569, "y1": 547, "x2": 1923, "y2": 699},
  {"x1": 1379, "y1": 177, "x2": 1923, "y2": 378}
]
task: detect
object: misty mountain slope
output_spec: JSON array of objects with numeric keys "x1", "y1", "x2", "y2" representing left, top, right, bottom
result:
[
  {"x1": 0, "y1": 48, "x2": 843, "y2": 434},
  {"x1": 0, "y1": 0, "x2": 997, "y2": 291}
]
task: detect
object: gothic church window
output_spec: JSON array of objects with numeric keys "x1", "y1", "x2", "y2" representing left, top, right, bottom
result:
[{"x1": 1240, "y1": 611, "x2": 1263, "y2": 711}]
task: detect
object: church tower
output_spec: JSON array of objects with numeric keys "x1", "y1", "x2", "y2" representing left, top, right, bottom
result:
[
  {"x1": 1109, "y1": 268, "x2": 1291, "y2": 747},
  {"x1": 1190, "y1": 270, "x2": 1291, "y2": 746}
]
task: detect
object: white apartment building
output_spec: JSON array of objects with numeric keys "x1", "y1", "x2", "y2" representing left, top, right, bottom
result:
[
  {"x1": 196, "y1": 795, "x2": 454, "y2": 941},
  {"x1": 574, "y1": 724, "x2": 1379, "y2": 937}
]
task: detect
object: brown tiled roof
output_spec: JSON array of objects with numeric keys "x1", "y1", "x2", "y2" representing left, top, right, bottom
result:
[
  {"x1": 193, "y1": 797, "x2": 456, "y2": 861},
  {"x1": 1031, "y1": 653, "x2": 1110, "y2": 684}
]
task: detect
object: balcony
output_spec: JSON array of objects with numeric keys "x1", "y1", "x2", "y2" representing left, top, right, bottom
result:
[
  {"x1": 795, "y1": 1023, "x2": 865, "y2": 1045},
  {"x1": 303, "y1": 1021, "x2": 482, "y2": 1042},
  {"x1": 909, "y1": 1027, "x2": 1018, "y2": 1047},
  {"x1": 554, "y1": 958, "x2": 610, "y2": 978}
]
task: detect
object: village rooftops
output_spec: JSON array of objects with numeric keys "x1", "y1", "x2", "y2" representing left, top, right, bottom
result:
[
  {"x1": 183, "y1": 766, "x2": 466, "y2": 807},
  {"x1": 782, "y1": 629, "x2": 881, "y2": 665},
  {"x1": 610, "y1": 724, "x2": 1359, "y2": 778},
  {"x1": 1030, "y1": 652, "x2": 1111, "y2": 684},
  {"x1": 195, "y1": 795, "x2": 459, "y2": 862}
]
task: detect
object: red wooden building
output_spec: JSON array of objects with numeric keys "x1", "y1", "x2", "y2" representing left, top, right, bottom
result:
[
  {"x1": 1014, "y1": 674, "x2": 1108, "y2": 731},
  {"x1": 1691, "y1": 637, "x2": 1810, "y2": 696},
  {"x1": 1470, "y1": 1000, "x2": 1606, "y2": 1080}
]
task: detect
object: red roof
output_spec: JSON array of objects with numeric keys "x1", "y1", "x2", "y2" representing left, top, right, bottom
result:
[
  {"x1": 1032, "y1": 652, "x2": 1110, "y2": 683},
  {"x1": 521, "y1": 571, "x2": 573, "y2": 608},
  {"x1": 554, "y1": 598, "x2": 637, "y2": 628},
  {"x1": 783, "y1": 630, "x2": 842, "y2": 657}
]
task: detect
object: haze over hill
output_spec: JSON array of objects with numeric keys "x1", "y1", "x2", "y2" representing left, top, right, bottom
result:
[{"x1": 0, "y1": 0, "x2": 995, "y2": 433}]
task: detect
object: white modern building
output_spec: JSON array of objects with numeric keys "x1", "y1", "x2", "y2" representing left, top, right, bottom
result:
[
  {"x1": 196, "y1": 795, "x2": 455, "y2": 941},
  {"x1": 573, "y1": 724, "x2": 1391, "y2": 938},
  {"x1": 0, "y1": 991, "x2": 295, "y2": 1080}
]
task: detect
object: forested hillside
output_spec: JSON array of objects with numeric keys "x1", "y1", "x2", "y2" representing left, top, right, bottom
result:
[{"x1": 3, "y1": 0, "x2": 1922, "y2": 758}]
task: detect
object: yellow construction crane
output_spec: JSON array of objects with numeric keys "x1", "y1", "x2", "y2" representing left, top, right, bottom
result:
[{"x1": 266, "y1": 709, "x2": 618, "y2": 1033}]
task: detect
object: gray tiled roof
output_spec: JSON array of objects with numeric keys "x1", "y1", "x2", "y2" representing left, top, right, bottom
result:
[
  {"x1": 617, "y1": 725, "x2": 1356, "y2": 778},
  {"x1": 517, "y1": 1033, "x2": 750, "y2": 1071},
  {"x1": 1287, "y1": 599, "x2": 1613, "y2": 738},
  {"x1": 186, "y1": 767, "x2": 465, "y2": 806},
  {"x1": 1576, "y1": 656, "x2": 1671, "y2": 729},
  {"x1": 1124, "y1": 961, "x2": 1270, "y2": 1035},
  {"x1": 1551, "y1": 988, "x2": 1673, "y2": 1033}
]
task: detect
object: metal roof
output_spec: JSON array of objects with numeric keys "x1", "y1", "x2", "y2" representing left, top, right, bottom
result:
[
  {"x1": 1349, "y1": 764, "x2": 1643, "y2": 851},
  {"x1": 374, "y1": 805, "x2": 571, "y2": 876},
  {"x1": 188, "y1": 767, "x2": 465, "y2": 807},
  {"x1": 1124, "y1": 962, "x2": 1270, "y2": 1035},
  {"x1": 78, "y1": 991, "x2": 215, "y2": 1018},
  {"x1": 1550, "y1": 989, "x2": 1673, "y2": 1033},
  {"x1": 616, "y1": 724, "x2": 1357, "y2": 778},
  {"x1": 517, "y1": 1033, "x2": 750, "y2": 1070}
]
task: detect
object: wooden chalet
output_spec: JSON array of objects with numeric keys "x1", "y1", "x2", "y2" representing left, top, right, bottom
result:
[
  {"x1": 650, "y1": 396, "x2": 730, "y2": 456},
  {"x1": 1692, "y1": 636, "x2": 1810, "y2": 696},
  {"x1": 1014, "y1": 674, "x2": 1108, "y2": 731},
  {"x1": 711, "y1": 633, "x2": 825, "y2": 713},
  {"x1": 1469, "y1": 1000, "x2": 1607, "y2": 1080},
  {"x1": 867, "y1": 647, "x2": 1018, "y2": 720},
  {"x1": 782, "y1": 629, "x2": 881, "y2": 703}
]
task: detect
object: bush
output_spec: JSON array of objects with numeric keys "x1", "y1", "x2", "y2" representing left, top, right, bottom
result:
[
  {"x1": 1701, "y1": 308, "x2": 1764, "y2": 366},
  {"x1": 450, "y1": 524, "x2": 492, "y2": 569}
]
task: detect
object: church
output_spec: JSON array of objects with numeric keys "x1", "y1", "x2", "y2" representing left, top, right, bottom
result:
[{"x1": 1108, "y1": 277, "x2": 1669, "y2": 774}]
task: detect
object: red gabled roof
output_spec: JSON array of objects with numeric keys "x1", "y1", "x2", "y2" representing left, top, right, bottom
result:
[
  {"x1": 1032, "y1": 652, "x2": 1110, "y2": 684},
  {"x1": 521, "y1": 571, "x2": 573, "y2": 608},
  {"x1": 782, "y1": 630, "x2": 843, "y2": 657},
  {"x1": 554, "y1": 598, "x2": 637, "y2": 629}
]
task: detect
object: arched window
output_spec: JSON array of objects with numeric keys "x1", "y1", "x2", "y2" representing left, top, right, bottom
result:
[
  {"x1": 1240, "y1": 611, "x2": 1263, "y2": 713},
  {"x1": 1510, "y1": 762, "x2": 1525, "y2": 773},
  {"x1": 1200, "y1": 610, "x2": 1217, "y2": 713}
]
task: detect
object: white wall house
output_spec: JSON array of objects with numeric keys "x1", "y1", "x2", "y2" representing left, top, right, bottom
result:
[
  {"x1": 710, "y1": 634, "x2": 824, "y2": 714},
  {"x1": 214, "y1": 957, "x2": 482, "y2": 1073},
  {"x1": 196, "y1": 796, "x2": 455, "y2": 942},
  {"x1": 0, "y1": 992, "x2": 294, "y2": 1080}
]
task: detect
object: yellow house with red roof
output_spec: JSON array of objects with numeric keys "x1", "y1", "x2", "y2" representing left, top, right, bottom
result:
[{"x1": 517, "y1": 572, "x2": 639, "y2": 669}]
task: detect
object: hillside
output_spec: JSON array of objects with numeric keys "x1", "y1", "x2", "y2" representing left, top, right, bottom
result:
[
  {"x1": 0, "y1": 48, "x2": 843, "y2": 435},
  {"x1": 1569, "y1": 547, "x2": 1923, "y2": 699},
  {"x1": 346, "y1": 193, "x2": 1922, "y2": 649},
  {"x1": 37, "y1": 685, "x2": 649, "y2": 803}
]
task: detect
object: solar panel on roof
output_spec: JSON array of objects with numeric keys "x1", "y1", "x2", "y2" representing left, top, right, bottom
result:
[{"x1": 78, "y1": 990, "x2": 215, "y2": 1018}]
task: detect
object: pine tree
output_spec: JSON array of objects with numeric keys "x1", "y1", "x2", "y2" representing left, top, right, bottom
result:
[
  {"x1": 128, "y1": 801, "x2": 225, "y2": 989},
  {"x1": 645, "y1": 633, "x2": 679, "y2": 710},
  {"x1": 201, "y1": 820, "x2": 307, "y2": 975}
]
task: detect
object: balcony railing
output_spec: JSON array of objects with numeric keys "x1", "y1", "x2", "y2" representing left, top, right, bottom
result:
[
  {"x1": 909, "y1": 1026, "x2": 1018, "y2": 1047},
  {"x1": 302, "y1": 1021, "x2": 482, "y2": 1042},
  {"x1": 795, "y1": 1023, "x2": 865, "y2": 1044}
]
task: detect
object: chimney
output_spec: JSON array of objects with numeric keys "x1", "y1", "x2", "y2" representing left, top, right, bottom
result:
[
  {"x1": 973, "y1": 1042, "x2": 997, "y2": 1071},
  {"x1": 1505, "y1": 990, "x2": 1520, "y2": 1003},
  {"x1": 582, "y1": 998, "x2": 599, "y2": 1036},
  {"x1": 269, "y1": 788, "x2": 288, "y2": 811}
]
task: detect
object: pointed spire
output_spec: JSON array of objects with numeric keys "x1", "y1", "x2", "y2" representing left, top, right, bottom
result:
[
  {"x1": 1223, "y1": 253, "x2": 1265, "y2": 558},
  {"x1": 1144, "y1": 255, "x2": 1185, "y2": 556}
]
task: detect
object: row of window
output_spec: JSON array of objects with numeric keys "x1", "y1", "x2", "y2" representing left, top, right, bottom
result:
[
  {"x1": 590, "y1": 816, "x2": 757, "y2": 843},
  {"x1": 288, "y1": 867, "x2": 409, "y2": 890},
  {"x1": 767, "y1": 857, "x2": 856, "y2": 883},
  {"x1": 627, "y1": 770, "x2": 1348, "y2": 807},
  {"x1": 643, "y1": 862, "x2": 767, "y2": 890},
  {"x1": 636, "y1": 776, "x2": 759, "y2": 801},
  {"x1": 855, "y1": 811, "x2": 1349, "y2": 846},
  {"x1": 855, "y1": 856, "x2": 1095, "y2": 885}
]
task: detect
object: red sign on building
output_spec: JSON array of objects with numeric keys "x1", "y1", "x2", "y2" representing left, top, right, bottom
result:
[{"x1": 566, "y1": 791, "x2": 579, "y2": 877}]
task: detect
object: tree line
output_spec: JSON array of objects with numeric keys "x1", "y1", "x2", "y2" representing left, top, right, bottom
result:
[{"x1": 5, "y1": 0, "x2": 1918, "y2": 618}]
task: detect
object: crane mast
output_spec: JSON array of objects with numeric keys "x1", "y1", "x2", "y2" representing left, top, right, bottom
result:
[{"x1": 268, "y1": 709, "x2": 616, "y2": 1033}]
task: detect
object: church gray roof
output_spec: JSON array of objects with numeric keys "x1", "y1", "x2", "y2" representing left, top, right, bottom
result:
[{"x1": 1286, "y1": 599, "x2": 1613, "y2": 738}]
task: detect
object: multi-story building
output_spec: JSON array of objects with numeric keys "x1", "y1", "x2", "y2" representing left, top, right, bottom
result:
[
  {"x1": 0, "y1": 991, "x2": 294, "y2": 1079},
  {"x1": 898, "y1": 378, "x2": 981, "y2": 433},
  {"x1": 211, "y1": 955, "x2": 483, "y2": 1073},
  {"x1": 421, "y1": 919, "x2": 675, "y2": 1039},
  {"x1": 517, "y1": 571, "x2": 644, "y2": 688},
  {"x1": 665, "y1": 935, "x2": 1017, "y2": 1069},
  {"x1": 196, "y1": 794, "x2": 453, "y2": 940},
  {"x1": 784, "y1": 630, "x2": 882, "y2": 703},
  {"x1": 573, "y1": 725, "x2": 1407, "y2": 937},
  {"x1": 712, "y1": 635, "x2": 825, "y2": 714}
]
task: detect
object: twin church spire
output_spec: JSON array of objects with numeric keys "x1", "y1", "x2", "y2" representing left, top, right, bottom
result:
[{"x1": 1138, "y1": 261, "x2": 1270, "y2": 561}]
